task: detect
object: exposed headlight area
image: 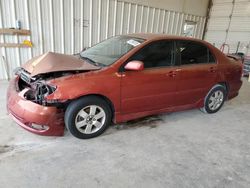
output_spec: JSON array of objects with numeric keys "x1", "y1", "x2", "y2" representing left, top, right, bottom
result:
[
  {"x1": 15, "y1": 68, "x2": 58, "y2": 106},
  {"x1": 23, "y1": 82, "x2": 56, "y2": 105}
]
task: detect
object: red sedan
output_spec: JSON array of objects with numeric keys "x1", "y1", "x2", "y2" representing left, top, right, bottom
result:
[{"x1": 7, "y1": 34, "x2": 243, "y2": 139}]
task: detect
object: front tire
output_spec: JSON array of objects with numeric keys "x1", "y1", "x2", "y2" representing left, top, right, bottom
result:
[
  {"x1": 65, "y1": 96, "x2": 112, "y2": 139},
  {"x1": 201, "y1": 84, "x2": 227, "y2": 114}
]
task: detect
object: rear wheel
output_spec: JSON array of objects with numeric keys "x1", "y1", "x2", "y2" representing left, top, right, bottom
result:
[
  {"x1": 65, "y1": 96, "x2": 112, "y2": 139},
  {"x1": 201, "y1": 84, "x2": 227, "y2": 114}
]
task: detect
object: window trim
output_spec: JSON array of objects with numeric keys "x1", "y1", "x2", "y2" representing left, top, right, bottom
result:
[{"x1": 119, "y1": 39, "x2": 175, "y2": 72}]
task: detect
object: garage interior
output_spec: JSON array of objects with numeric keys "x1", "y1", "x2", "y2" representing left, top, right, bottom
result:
[{"x1": 0, "y1": 0, "x2": 250, "y2": 187}]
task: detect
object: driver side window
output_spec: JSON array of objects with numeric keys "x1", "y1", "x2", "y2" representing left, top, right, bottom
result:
[{"x1": 128, "y1": 41, "x2": 174, "y2": 69}]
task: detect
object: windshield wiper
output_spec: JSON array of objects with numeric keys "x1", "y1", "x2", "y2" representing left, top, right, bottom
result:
[{"x1": 80, "y1": 56, "x2": 106, "y2": 67}]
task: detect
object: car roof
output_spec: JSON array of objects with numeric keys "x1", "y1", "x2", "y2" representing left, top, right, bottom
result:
[{"x1": 125, "y1": 33, "x2": 207, "y2": 43}]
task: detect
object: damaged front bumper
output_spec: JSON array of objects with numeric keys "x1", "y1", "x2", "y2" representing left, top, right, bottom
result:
[{"x1": 7, "y1": 78, "x2": 65, "y2": 136}]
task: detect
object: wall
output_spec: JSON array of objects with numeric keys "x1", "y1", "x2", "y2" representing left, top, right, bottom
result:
[
  {"x1": 205, "y1": 0, "x2": 250, "y2": 55},
  {"x1": 0, "y1": 0, "x2": 207, "y2": 80},
  {"x1": 123, "y1": 0, "x2": 209, "y2": 16}
]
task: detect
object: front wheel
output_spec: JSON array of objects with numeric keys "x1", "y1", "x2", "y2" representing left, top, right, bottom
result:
[
  {"x1": 201, "y1": 84, "x2": 227, "y2": 114},
  {"x1": 65, "y1": 96, "x2": 112, "y2": 139}
]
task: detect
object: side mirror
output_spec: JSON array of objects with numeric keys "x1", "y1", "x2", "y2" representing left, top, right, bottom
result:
[{"x1": 124, "y1": 60, "x2": 144, "y2": 71}]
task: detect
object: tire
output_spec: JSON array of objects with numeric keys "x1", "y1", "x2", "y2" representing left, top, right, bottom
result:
[
  {"x1": 65, "y1": 96, "x2": 112, "y2": 139},
  {"x1": 200, "y1": 84, "x2": 227, "y2": 114}
]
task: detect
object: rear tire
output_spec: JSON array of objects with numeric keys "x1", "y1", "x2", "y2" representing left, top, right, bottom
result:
[
  {"x1": 65, "y1": 96, "x2": 112, "y2": 139},
  {"x1": 200, "y1": 84, "x2": 227, "y2": 114}
]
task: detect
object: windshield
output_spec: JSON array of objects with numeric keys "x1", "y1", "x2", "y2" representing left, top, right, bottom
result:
[{"x1": 80, "y1": 36, "x2": 145, "y2": 66}]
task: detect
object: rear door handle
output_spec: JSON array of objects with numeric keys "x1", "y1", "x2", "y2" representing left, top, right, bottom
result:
[
  {"x1": 167, "y1": 70, "x2": 177, "y2": 77},
  {"x1": 209, "y1": 67, "x2": 217, "y2": 73},
  {"x1": 167, "y1": 69, "x2": 181, "y2": 77},
  {"x1": 167, "y1": 71, "x2": 176, "y2": 77}
]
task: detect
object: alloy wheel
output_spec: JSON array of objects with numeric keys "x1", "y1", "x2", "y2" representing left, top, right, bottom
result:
[
  {"x1": 75, "y1": 105, "x2": 106, "y2": 134},
  {"x1": 208, "y1": 90, "x2": 224, "y2": 111}
]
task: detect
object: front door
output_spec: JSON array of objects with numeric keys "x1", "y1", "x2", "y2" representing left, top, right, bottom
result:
[{"x1": 120, "y1": 40, "x2": 178, "y2": 114}]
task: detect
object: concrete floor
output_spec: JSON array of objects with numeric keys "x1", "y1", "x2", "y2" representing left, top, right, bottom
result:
[{"x1": 0, "y1": 79, "x2": 250, "y2": 188}]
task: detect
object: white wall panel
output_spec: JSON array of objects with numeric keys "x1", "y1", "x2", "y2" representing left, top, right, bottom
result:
[
  {"x1": 209, "y1": 3, "x2": 232, "y2": 16},
  {"x1": 207, "y1": 17, "x2": 230, "y2": 31},
  {"x1": 213, "y1": 0, "x2": 232, "y2": 3},
  {"x1": 0, "y1": 0, "x2": 206, "y2": 80},
  {"x1": 122, "y1": 0, "x2": 209, "y2": 16},
  {"x1": 205, "y1": 0, "x2": 250, "y2": 55}
]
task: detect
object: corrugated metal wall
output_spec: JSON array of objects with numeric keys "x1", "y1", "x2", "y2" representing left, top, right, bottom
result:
[
  {"x1": 205, "y1": 0, "x2": 250, "y2": 55},
  {"x1": 0, "y1": 0, "x2": 206, "y2": 80}
]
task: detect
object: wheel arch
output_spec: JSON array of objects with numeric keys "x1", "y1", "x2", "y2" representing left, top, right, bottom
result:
[
  {"x1": 218, "y1": 81, "x2": 230, "y2": 98},
  {"x1": 201, "y1": 83, "x2": 227, "y2": 113},
  {"x1": 70, "y1": 94, "x2": 115, "y2": 122}
]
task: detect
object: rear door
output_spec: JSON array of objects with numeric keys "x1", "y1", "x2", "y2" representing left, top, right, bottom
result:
[
  {"x1": 120, "y1": 40, "x2": 178, "y2": 114},
  {"x1": 175, "y1": 40, "x2": 218, "y2": 106}
]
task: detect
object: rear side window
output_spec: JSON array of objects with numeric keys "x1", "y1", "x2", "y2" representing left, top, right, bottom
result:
[
  {"x1": 128, "y1": 41, "x2": 174, "y2": 68},
  {"x1": 177, "y1": 41, "x2": 215, "y2": 65}
]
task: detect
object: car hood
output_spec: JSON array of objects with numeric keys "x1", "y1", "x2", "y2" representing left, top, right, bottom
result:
[{"x1": 22, "y1": 52, "x2": 100, "y2": 76}]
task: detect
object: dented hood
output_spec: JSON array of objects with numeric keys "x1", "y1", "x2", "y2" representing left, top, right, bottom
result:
[{"x1": 22, "y1": 52, "x2": 100, "y2": 76}]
